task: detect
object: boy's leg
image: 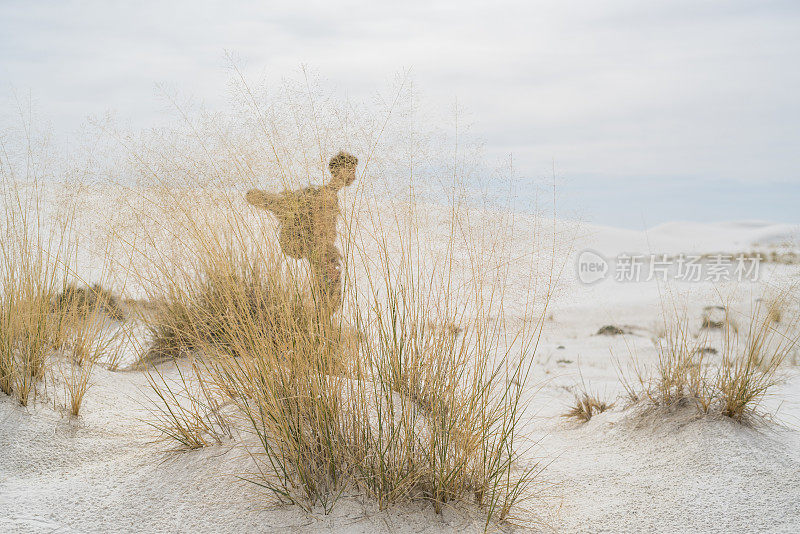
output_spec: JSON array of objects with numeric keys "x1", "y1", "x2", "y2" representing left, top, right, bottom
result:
[{"x1": 308, "y1": 243, "x2": 342, "y2": 316}]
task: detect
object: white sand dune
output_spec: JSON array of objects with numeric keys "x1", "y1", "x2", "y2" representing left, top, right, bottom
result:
[
  {"x1": 2, "y1": 191, "x2": 800, "y2": 533},
  {"x1": 574, "y1": 219, "x2": 800, "y2": 257}
]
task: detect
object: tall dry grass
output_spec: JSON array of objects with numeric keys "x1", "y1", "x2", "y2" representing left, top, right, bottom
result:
[
  {"x1": 54, "y1": 280, "x2": 126, "y2": 414},
  {"x1": 1, "y1": 113, "x2": 120, "y2": 414},
  {"x1": 0, "y1": 119, "x2": 74, "y2": 406},
  {"x1": 140, "y1": 216, "x2": 548, "y2": 521},
  {"x1": 115, "y1": 69, "x2": 556, "y2": 526}
]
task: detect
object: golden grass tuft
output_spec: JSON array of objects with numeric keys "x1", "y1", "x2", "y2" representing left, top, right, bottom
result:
[
  {"x1": 618, "y1": 300, "x2": 797, "y2": 423},
  {"x1": 564, "y1": 392, "x2": 613, "y2": 423},
  {"x1": 0, "y1": 129, "x2": 73, "y2": 406},
  {"x1": 142, "y1": 256, "x2": 316, "y2": 365}
]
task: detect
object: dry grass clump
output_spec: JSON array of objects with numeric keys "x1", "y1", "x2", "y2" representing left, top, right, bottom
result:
[
  {"x1": 714, "y1": 304, "x2": 792, "y2": 420},
  {"x1": 700, "y1": 305, "x2": 730, "y2": 330},
  {"x1": 123, "y1": 70, "x2": 554, "y2": 526},
  {"x1": 0, "y1": 277, "x2": 58, "y2": 405},
  {"x1": 55, "y1": 283, "x2": 126, "y2": 322},
  {"x1": 562, "y1": 371, "x2": 613, "y2": 423},
  {"x1": 55, "y1": 285, "x2": 126, "y2": 413},
  {"x1": 0, "y1": 130, "x2": 71, "y2": 406},
  {"x1": 0, "y1": 116, "x2": 117, "y2": 414},
  {"x1": 144, "y1": 236, "x2": 545, "y2": 521},
  {"x1": 143, "y1": 255, "x2": 315, "y2": 365},
  {"x1": 60, "y1": 347, "x2": 94, "y2": 416},
  {"x1": 619, "y1": 301, "x2": 796, "y2": 423},
  {"x1": 564, "y1": 393, "x2": 612, "y2": 423},
  {"x1": 0, "y1": 253, "x2": 105, "y2": 413},
  {"x1": 350, "y1": 260, "x2": 542, "y2": 519},
  {"x1": 145, "y1": 359, "x2": 233, "y2": 450}
]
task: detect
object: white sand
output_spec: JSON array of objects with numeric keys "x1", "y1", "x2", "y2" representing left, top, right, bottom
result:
[{"x1": 2, "y1": 195, "x2": 800, "y2": 533}]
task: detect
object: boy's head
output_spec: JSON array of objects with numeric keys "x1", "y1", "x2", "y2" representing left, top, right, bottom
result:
[{"x1": 328, "y1": 151, "x2": 358, "y2": 190}]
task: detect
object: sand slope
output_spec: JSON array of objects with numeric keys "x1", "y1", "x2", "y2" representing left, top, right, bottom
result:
[{"x1": 2, "y1": 204, "x2": 800, "y2": 533}]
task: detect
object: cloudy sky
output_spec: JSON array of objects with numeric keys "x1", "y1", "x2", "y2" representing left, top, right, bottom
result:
[{"x1": 1, "y1": 0, "x2": 798, "y2": 228}]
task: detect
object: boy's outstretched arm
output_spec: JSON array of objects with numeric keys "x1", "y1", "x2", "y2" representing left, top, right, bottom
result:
[{"x1": 245, "y1": 189, "x2": 282, "y2": 212}]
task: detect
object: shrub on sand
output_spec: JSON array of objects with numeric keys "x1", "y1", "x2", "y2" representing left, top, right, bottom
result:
[
  {"x1": 116, "y1": 69, "x2": 554, "y2": 527},
  {"x1": 143, "y1": 257, "x2": 314, "y2": 364},
  {"x1": 54, "y1": 283, "x2": 126, "y2": 322},
  {"x1": 564, "y1": 392, "x2": 612, "y2": 423},
  {"x1": 619, "y1": 301, "x2": 796, "y2": 423},
  {"x1": 144, "y1": 233, "x2": 546, "y2": 521}
]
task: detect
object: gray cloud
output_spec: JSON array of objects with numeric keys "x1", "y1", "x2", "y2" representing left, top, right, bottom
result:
[{"x1": 1, "y1": 0, "x2": 798, "y2": 227}]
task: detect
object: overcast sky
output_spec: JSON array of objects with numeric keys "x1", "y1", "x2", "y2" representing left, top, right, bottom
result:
[{"x1": 1, "y1": 0, "x2": 798, "y2": 228}]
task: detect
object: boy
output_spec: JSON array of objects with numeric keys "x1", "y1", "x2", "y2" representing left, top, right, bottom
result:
[{"x1": 245, "y1": 151, "x2": 358, "y2": 315}]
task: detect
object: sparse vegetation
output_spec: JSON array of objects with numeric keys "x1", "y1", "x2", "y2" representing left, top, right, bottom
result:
[
  {"x1": 60, "y1": 351, "x2": 94, "y2": 416},
  {"x1": 618, "y1": 301, "x2": 797, "y2": 423},
  {"x1": 55, "y1": 286, "x2": 125, "y2": 414},
  {"x1": 701, "y1": 305, "x2": 736, "y2": 331},
  {"x1": 0, "y1": 123, "x2": 75, "y2": 406},
  {"x1": 564, "y1": 392, "x2": 613, "y2": 423},
  {"x1": 142, "y1": 255, "x2": 314, "y2": 364},
  {"x1": 123, "y1": 70, "x2": 554, "y2": 527},
  {"x1": 145, "y1": 359, "x2": 232, "y2": 450},
  {"x1": 2, "y1": 66, "x2": 800, "y2": 533},
  {"x1": 142, "y1": 228, "x2": 547, "y2": 521},
  {"x1": 597, "y1": 325, "x2": 626, "y2": 336},
  {"x1": 0, "y1": 116, "x2": 118, "y2": 414}
]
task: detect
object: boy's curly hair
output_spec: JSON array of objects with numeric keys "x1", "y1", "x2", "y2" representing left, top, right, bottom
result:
[{"x1": 328, "y1": 151, "x2": 358, "y2": 173}]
